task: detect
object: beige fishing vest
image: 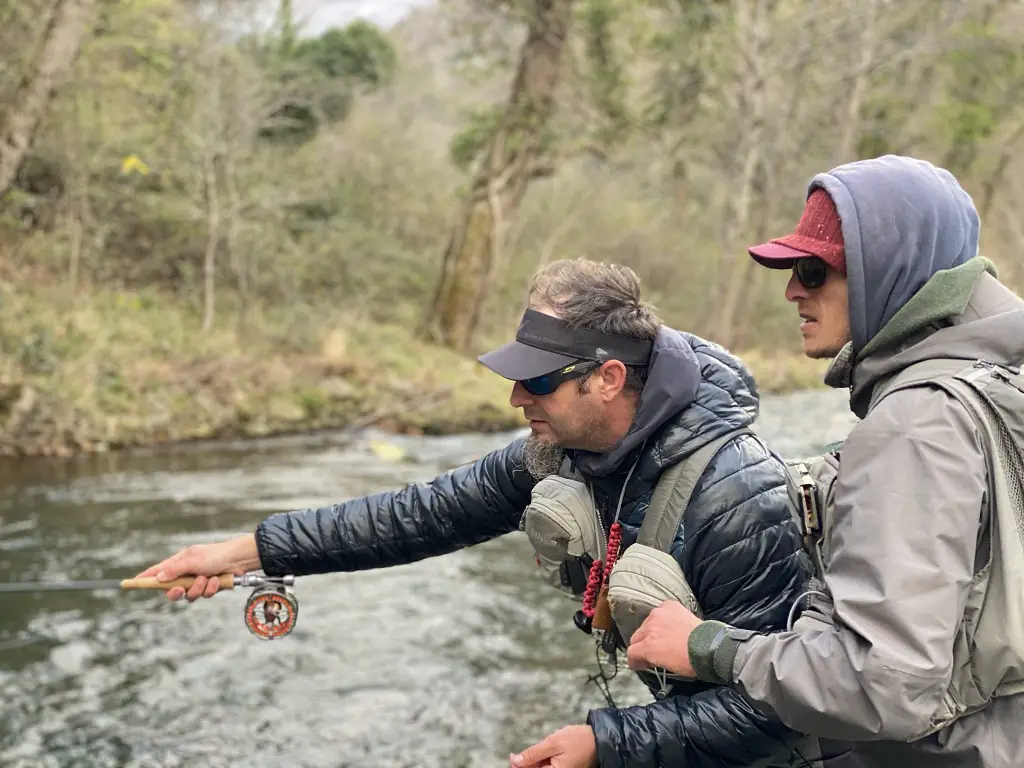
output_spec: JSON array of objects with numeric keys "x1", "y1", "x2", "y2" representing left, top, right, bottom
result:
[
  {"x1": 787, "y1": 358, "x2": 1024, "y2": 741},
  {"x1": 521, "y1": 427, "x2": 753, "y2": 693}
]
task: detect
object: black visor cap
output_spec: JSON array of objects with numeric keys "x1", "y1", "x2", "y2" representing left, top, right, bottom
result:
[{"x1": 478, "y1": 309, "x2": 653, "y2": 381}]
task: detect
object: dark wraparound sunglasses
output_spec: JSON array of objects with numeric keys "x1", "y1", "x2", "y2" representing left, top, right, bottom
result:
[
  {"x1": 520, "y1": 360, "x2": 601, "y2": 396},
  {"x1": 793, "y1": 257, "x2": 828, "y2": 290}
]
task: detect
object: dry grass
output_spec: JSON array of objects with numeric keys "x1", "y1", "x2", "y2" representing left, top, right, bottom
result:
[
  {"x1": 0, "y1": 274, "x2": 524, "y2": 456},
  {"x1": 0, "y1": 268, "x2": 828, "y2": 457}
]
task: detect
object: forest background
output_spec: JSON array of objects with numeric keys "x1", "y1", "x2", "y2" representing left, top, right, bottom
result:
[{"x1": 1, "y1": 0, "x2": 1021, "y2": 456}]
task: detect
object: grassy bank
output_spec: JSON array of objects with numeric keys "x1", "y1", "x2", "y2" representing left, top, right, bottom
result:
[
  {"x1": 0, "y1": 276, "x2": 828, "y2": 458},
  {"x1": 0, "y1": 278, "x2": 522, "y2": 457}
]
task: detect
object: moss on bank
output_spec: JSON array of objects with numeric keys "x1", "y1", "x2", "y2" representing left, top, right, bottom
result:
[{"x1": 0, "y1": 278, "x2": 826, "y2": 458}]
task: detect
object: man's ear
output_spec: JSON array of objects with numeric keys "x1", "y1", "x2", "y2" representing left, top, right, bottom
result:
[{"x1": 595, "y1": 360, "x2": 627, "y2": 401}]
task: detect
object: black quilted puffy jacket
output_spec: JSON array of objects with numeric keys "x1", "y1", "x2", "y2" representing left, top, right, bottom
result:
[{"x1": 255, "y1": 329, "x2": 813, "y2": 768}]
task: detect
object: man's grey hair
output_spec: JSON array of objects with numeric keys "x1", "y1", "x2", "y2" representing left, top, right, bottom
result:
[{"x1": 528, "y1": 259, "x2": 661, "y2": 393}]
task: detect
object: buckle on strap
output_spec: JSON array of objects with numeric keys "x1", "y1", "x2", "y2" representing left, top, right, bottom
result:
[{"x1": 796, "y1": 462, "x2": 820, "y2": 539}]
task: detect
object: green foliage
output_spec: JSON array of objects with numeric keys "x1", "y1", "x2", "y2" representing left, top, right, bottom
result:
[
  {"x1": 259, "y1": 101, "x2": 323, "y2": 144},
  {"x1": 258, "y1": 20, "x2": 397, "y2": 144},
  {"x1": 5, "y1": 0, "x2": 1024, "y2": 402},
  {"x1": 857, "y1": 93, "x2": 914, "y2": 159},
  {"x1": 294, "y1": 21, "x2": 397, "y2": 87},
  {"x1": 931, "y1": 17, "x2": 1024, "y2": 176},
  {"x1": 15, "y1": 327, "x2": 59, "y2": 374},
  {"x1": 637, "y1": 0, "x2": 724, "y2": 131},
  {"x1": 579, "y1": 0, "x2": 630, "y2": 147},
  {"x1": 449, "y1": 104, "x2": 504, "y2": 171}
]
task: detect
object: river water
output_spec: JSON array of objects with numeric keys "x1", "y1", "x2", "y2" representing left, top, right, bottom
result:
[{"x1": 0, "y1": 388, "x2": 857, "y2": 768}]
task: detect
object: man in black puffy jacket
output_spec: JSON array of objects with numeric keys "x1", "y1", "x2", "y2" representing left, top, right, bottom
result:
[{"x1": 137, "y1": 259, "x2": 814, "y2": 768}]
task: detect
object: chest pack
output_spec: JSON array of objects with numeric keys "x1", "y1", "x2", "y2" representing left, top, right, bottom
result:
[
  {"x1": 520, "y1": 428, "x2": 752, "y2": 664},
  {"x1": 784, "y1": 358, "x2": 1024, "y2": 741}
]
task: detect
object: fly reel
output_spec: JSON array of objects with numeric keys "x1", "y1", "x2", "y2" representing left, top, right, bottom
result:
[
  {"x1": 0, "y1": 570, "x2": 302, "y2": 641},
  {"x1": 241, "y1": 574, "x2": 298, "y2": 640}
]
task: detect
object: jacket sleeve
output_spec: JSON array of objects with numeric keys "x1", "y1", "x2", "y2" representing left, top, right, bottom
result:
[
  {"x1": 587, "y1": 681, "x2": 806, "y2": 768},
  {"x1": 724, "y1": 387, "x2": 987, "y2": 742},
  {"x1": 254, "y1": 436, "x2": 535, "y2": 576},
  {"x1": 588, "y1": 434, "x2": 812, "y2": 767}
]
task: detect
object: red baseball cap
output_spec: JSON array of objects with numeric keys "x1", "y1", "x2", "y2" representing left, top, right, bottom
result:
[{"x1": 748, "y1": 188, "x2": 846, "y2": 273}]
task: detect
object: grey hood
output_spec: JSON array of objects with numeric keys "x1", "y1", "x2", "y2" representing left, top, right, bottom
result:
[
  {"x1": 810, "y1": 155, "x2": 981, "y2": 355},
  {"x1": 573, "y1": 326, "x2": 701, "y2": 477},
  {"x1": 849, "y1": 270, "x2": 1024, "y2": 416}
]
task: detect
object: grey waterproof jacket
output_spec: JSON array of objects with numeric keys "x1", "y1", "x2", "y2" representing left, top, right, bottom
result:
[
  {"x1": 691, "y1": 155, "x2": 1024, "y2": 767},
  {"x1": 732, "y1": 270, "x2": 1024, "y2": 768}
]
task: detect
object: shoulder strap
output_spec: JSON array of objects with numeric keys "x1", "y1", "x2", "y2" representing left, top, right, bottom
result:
[
  {"x1": 637, "y1": 427, "x2": 754, "y2": 551},
  {"x1": 870, "y1": 357, "x2": 1024, "y2": 419},
  {"x1": 869, "y1": 357, "x2": 1024, "y2": 544},
  {"x1": 869, "y1": 358, "x2": 980, "y2": 411}
]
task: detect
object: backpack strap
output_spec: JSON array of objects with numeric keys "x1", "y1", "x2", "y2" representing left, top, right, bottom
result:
[
  {"x1": 783, "y1": 450, "x2": 840, "y2": 584},
  {"x1": 867, "y1": 357, "x2": 1024, "y2": 568},
  {"x1": 637, "y1": 427, "x2": 754, "y2": 551},
  {"x1": 869, "y1": 358, "x2": 983, "y2": 411},
  {"x1": 870, "y1": 358, "x2": 1024, "y2": 433}
]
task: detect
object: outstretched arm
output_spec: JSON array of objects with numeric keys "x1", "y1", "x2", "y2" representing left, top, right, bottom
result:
[
  {"x1": 256, "y1": 437, "x2": 536, "y2": 575},
  {"x1": 136, "y1": 437, "x2": 536, "y2": 599}
]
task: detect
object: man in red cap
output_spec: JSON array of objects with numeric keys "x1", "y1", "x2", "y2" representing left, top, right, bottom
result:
[
  {"x1": 747, "y1": 188, "x2": 850, "y2": 360},
  {"x1": 625, "y1": 154, "x2": 1024, "y2": 767}
]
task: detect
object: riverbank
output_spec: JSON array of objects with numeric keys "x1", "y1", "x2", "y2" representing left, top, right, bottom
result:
[{"x1": 0, "y1": 278, "x2": 828, "y2": 458}]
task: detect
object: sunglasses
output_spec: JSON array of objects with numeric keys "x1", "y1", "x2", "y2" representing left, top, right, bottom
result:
[
  {"x1": 793, "y1": 257, "x2": 829, "y2": 290},
  {"x1": 520, "y1": 361, "x2": 601, "y2": 396}
]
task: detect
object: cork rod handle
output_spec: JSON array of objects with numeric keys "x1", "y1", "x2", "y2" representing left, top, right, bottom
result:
[{"x1": 119, "y1": 573, "x2": 236, "y2": 590}]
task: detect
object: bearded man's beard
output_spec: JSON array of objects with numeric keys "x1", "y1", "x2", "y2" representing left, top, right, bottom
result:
[{"x1": 522, "y1": 435, "x2": 566, "y2": 480}]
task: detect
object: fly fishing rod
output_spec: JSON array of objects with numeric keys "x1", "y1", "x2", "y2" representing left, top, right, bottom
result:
[{"x1": 0, "y1": 572, "x2": 299, "y2": 640}]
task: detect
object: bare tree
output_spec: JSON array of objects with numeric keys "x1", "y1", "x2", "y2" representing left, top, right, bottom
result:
[
  {"x1": 731, "y1": 35, "x2": 817, "y2": 348},
  {"x1": 424, "y1": 0, "x2": 577, "y2": 353},
  {"x1": 0, "y1": 0, "x2": 97, "y2": 199},
  {"x1": 191, "y1": 16, "x2": 226, "y2": 333},
  {"x1": 711, "y1": 0, "x2": 776, "y2": 348},
  {"x1": 836, "y1": 0, "x2": 879, "y2": 162}
]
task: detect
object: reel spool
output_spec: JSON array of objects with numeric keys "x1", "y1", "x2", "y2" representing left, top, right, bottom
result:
[{"x1": 242, "y1": 577, "x2": 299, "y2": 640}]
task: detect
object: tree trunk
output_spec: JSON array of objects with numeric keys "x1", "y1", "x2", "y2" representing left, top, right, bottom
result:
[
  {"x1": 712, "y1": 0, "x2": 774, "y2": 349},
  {"x1": 276, "y1": 0, "x2": 296, "y2": 57},
  {"x1": 661, "y1": 2, "x2": 718, "y2": 216},
  {"x1": 66, "y1": 90, "x2": 88, "y2": 295},
  {"x1": 68, "y1": 195, "x2": 84, "y2": 291},
  {"x1": 424, "y1": 0, "x2": 576, "y2": 353},
  {"x1": 202, "y1": 146, "x2": 220, "y2": 333},
  {"x1": 0, "y1": 0, "x2": 97, "y2": 200},
  {"x1": 732, "y1": 33, "x2": 816, "y2": 348},
  {"x1": 224, "y1": 143, "x2": 246, "y2": 312},
  {"x1": 836, "y1": 0, "x2": 878, "y2": 162},
  {"x1": 979, "y1": 120, "x2": 1024, "y2": 219},
  {"x1": 732, "y1": 158, "x2": 774, "y2": 349}
]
